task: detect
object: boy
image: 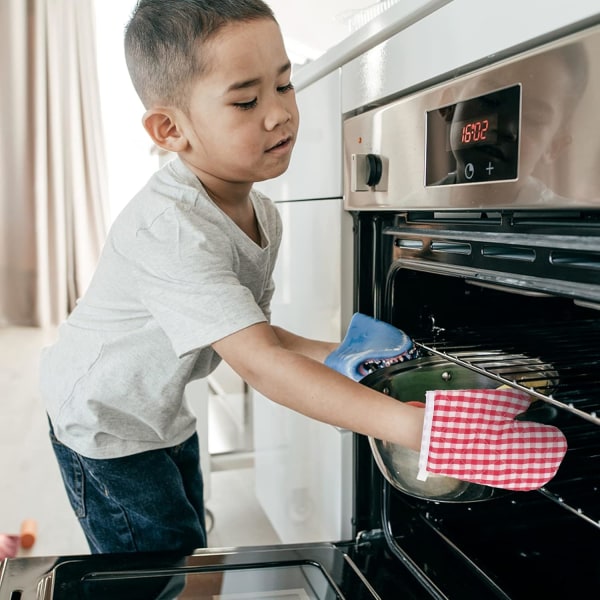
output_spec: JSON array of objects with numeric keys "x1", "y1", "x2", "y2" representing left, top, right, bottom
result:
[{"x1": 40, "y1": 0, "x2": 566, "y2": 555}]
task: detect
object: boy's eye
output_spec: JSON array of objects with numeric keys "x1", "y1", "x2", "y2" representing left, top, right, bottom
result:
[
  {"x1": 234, "y1": 98, "x2": 258, "y2": 111},
  {"x1": 277, "y1": 82, "x2": 295, "y2": 94},
  {"x1": 232, "y1": 83, "x2": 294, "y2": 110}
]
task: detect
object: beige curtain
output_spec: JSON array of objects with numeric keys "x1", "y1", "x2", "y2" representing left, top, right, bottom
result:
[{"x1": 0, "y1": 0, "x2": 108, "y2": 327}]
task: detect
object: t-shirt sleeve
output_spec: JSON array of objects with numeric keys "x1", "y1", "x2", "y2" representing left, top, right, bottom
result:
[{"x1": 131, "y1": 204, "x2": 267, "y2": 357}]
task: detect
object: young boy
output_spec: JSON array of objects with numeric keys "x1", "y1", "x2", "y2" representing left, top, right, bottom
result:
[{"x1": 40, "y1": 0, "x2": 566, "y2": 555}]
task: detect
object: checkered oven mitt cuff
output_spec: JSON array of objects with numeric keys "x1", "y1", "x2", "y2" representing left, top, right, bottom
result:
[{"x1": 417, "y1": 388, "x2": 568, "y2": 491}]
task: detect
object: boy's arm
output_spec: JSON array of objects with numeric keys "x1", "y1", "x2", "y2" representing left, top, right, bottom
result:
[
  {"x1": 213, "y1": 319, "x2": 567, "y2": 491},
  {"x1": 270, "y1": 325, "x2": 338, "y2": 363},
  {"x1": 212, "y1": 321, "x2": 424, "y2": 451}
]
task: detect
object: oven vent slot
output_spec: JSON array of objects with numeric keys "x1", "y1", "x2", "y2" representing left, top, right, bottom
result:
[
  {"x1": 395, "y1": 238, "x2": 425, "y2": 251},
  {"x1": 551, "y1": 250, "x2": 600, "y2": 271},
  {"x1": 429, "y1": 211, "x2": 503, "y2": 223},
  {"x1": 430, "y1": 240, "x2": 471, "y2": 255},
  {"x1": 482, "y1": 245, "x2": 536, "y2": 262}
]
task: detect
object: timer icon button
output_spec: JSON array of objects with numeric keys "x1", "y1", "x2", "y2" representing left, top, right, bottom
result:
[{"x1": 464, "y1": 163, "x2": 475, "y2": 180}]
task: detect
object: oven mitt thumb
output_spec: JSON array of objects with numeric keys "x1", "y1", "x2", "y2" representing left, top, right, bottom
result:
[
  {"x1": 324, "y1": 312, "x2": 418, "y2": 381},
  {"x1": 417, "y1": 388, "x2": 567, "y2": 491}
]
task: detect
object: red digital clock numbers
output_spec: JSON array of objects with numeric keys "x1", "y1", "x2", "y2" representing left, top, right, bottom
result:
[
  {"x1": 450, "y1": 114, "x2": 498, "y2": 150},
  {"x1": 461, "y1": 119, "x2": 490, "y2": 144}
]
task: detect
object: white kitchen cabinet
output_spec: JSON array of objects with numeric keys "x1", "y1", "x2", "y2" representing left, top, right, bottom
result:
[{"x1": 252, "y1": 197, "x2": 354, "y2": 543}]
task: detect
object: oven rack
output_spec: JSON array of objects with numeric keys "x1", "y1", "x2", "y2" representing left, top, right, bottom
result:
[
  {"x1": 536, "y1": 487, "x2": 600, "y2": 529},
  {"x1": 413, "y1": 321, "x2": 600, "y2": 529},
  {"x1": 414, "y1": 318, "x2": 600, "y2": 426}
]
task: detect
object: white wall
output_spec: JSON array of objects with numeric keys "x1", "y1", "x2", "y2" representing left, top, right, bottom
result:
[
  {"x1": 267, "y1": 0, "x2": 381, "y2": 62},
  {"x1": 94, "y1": 0, "x2": 157, "y2": 223}
]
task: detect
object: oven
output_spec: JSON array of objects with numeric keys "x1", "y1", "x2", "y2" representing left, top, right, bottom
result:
[
  {"x1": 343, "y1": 14, "x2": 600, "y2": 600},
  {"x1": 2, "y1": 8, "x2": 600, "y2": 600}
]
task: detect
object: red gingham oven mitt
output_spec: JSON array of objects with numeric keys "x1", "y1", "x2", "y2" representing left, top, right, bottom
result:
[{"x1": 417, "y1": 388, "x2": 568, "y2": 491}]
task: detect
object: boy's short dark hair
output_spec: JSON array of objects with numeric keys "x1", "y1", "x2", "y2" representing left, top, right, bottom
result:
[{"x1": 124, "y1": 0, "x2": 276, "y2": 110}]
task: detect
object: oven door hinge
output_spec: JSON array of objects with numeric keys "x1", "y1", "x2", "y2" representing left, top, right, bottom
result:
[{"x1": 354, "y1": 528, "x2": 385, "y2": 547}]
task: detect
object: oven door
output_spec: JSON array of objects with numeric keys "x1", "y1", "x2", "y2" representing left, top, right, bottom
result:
[{"x1": 0, "y1": 543, "x2": 398, "y2": 600}]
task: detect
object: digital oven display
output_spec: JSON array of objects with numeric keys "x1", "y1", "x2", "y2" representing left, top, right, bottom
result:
[{"x1": 425, "y1": 84, "x2": 520, "y2": 186}]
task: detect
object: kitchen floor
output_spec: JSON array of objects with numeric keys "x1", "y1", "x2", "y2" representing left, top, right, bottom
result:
[{"x1": 0, "y1": 326, "x2": 280, "y2": 558}]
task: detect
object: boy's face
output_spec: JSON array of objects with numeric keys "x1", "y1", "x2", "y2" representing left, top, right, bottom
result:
[{"x1": 176, "y1": 18, "x2": 299, "y2": 189}]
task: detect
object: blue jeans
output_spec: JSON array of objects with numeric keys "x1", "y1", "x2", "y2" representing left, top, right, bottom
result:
[{"x1": 48, "y1": 418, "x2": 207, "y2": 554}]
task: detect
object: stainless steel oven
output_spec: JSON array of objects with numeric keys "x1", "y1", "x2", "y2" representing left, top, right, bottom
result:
[
  {"x1": 2, "y1": 9, "x2": 600, "y2": 600},
  {"x1": 344, "y1": 15, "x2": 600, "y2": 600}
]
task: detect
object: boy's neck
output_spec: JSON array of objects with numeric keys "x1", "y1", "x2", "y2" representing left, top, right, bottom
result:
[
  {"x1": 202, "y1": 180, "x2": 252, "y2": 210},
  {"x1": 202, "y1": 178, "x2": 261, "y2": 246}
]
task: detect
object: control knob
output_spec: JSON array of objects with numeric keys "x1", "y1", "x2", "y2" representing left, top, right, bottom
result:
[
  {"x1": 365, "y1": 153, "x2": 383, "y2": 187},
  {"x1": 350, "y1": 153, "x2": 388, "y2": 192}
]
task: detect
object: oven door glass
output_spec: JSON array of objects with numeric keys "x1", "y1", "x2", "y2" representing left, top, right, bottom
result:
[
  {"x1": 73, "y1": 564, "x2": 337, "y2": 600},
  {"x1": 44, "y1": 546, "x2": 374, "y2": 600}
]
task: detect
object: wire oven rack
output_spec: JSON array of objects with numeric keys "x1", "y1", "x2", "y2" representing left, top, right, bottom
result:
[
  {"x1": 414, "y1": 318, "x2": 600, "y2": 528},
  {"x1": 415, "y1": 318, "x2": 600, "y2": 425}
]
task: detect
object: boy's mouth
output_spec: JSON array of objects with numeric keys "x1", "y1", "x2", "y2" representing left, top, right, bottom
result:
[{"x1": 266, "y1": 136, "x2": 292, "y2": 152}]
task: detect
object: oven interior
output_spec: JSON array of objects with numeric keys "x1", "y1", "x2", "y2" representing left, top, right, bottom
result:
[{"x1": 352, "y1": 208, "x2": 600, "y2": 600}]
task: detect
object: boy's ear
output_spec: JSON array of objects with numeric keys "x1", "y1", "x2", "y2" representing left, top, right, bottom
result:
[{"x1": 142, "y1": 108, "x2": 188, "y2": 153}]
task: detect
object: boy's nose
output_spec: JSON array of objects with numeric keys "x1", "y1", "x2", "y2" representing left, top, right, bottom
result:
[{"x1": 264, "y1": 97, "x2": 293, "y2": 130}]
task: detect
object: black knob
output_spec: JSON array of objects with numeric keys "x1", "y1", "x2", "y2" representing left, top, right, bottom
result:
[{"x1": 366, "y1": 153, "x2": 383, "y2": 187}]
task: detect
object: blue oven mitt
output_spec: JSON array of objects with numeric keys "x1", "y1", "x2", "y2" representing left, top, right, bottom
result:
[{"x1": 325, "y1": 313, "x2": 419, "y2": 381}]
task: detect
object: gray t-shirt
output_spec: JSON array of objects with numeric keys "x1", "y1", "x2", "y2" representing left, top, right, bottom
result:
[{"x1": 40, "y1": 158, "x2": 282, "y2": 459}]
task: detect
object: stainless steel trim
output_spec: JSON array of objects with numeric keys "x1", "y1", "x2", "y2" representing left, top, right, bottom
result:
[
  {"x1": 465, "y1": 279, "x2": 551, "y2": 297},
  {"x1": 574, "y1": 299, "x2": 600, "y2": 311}
]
